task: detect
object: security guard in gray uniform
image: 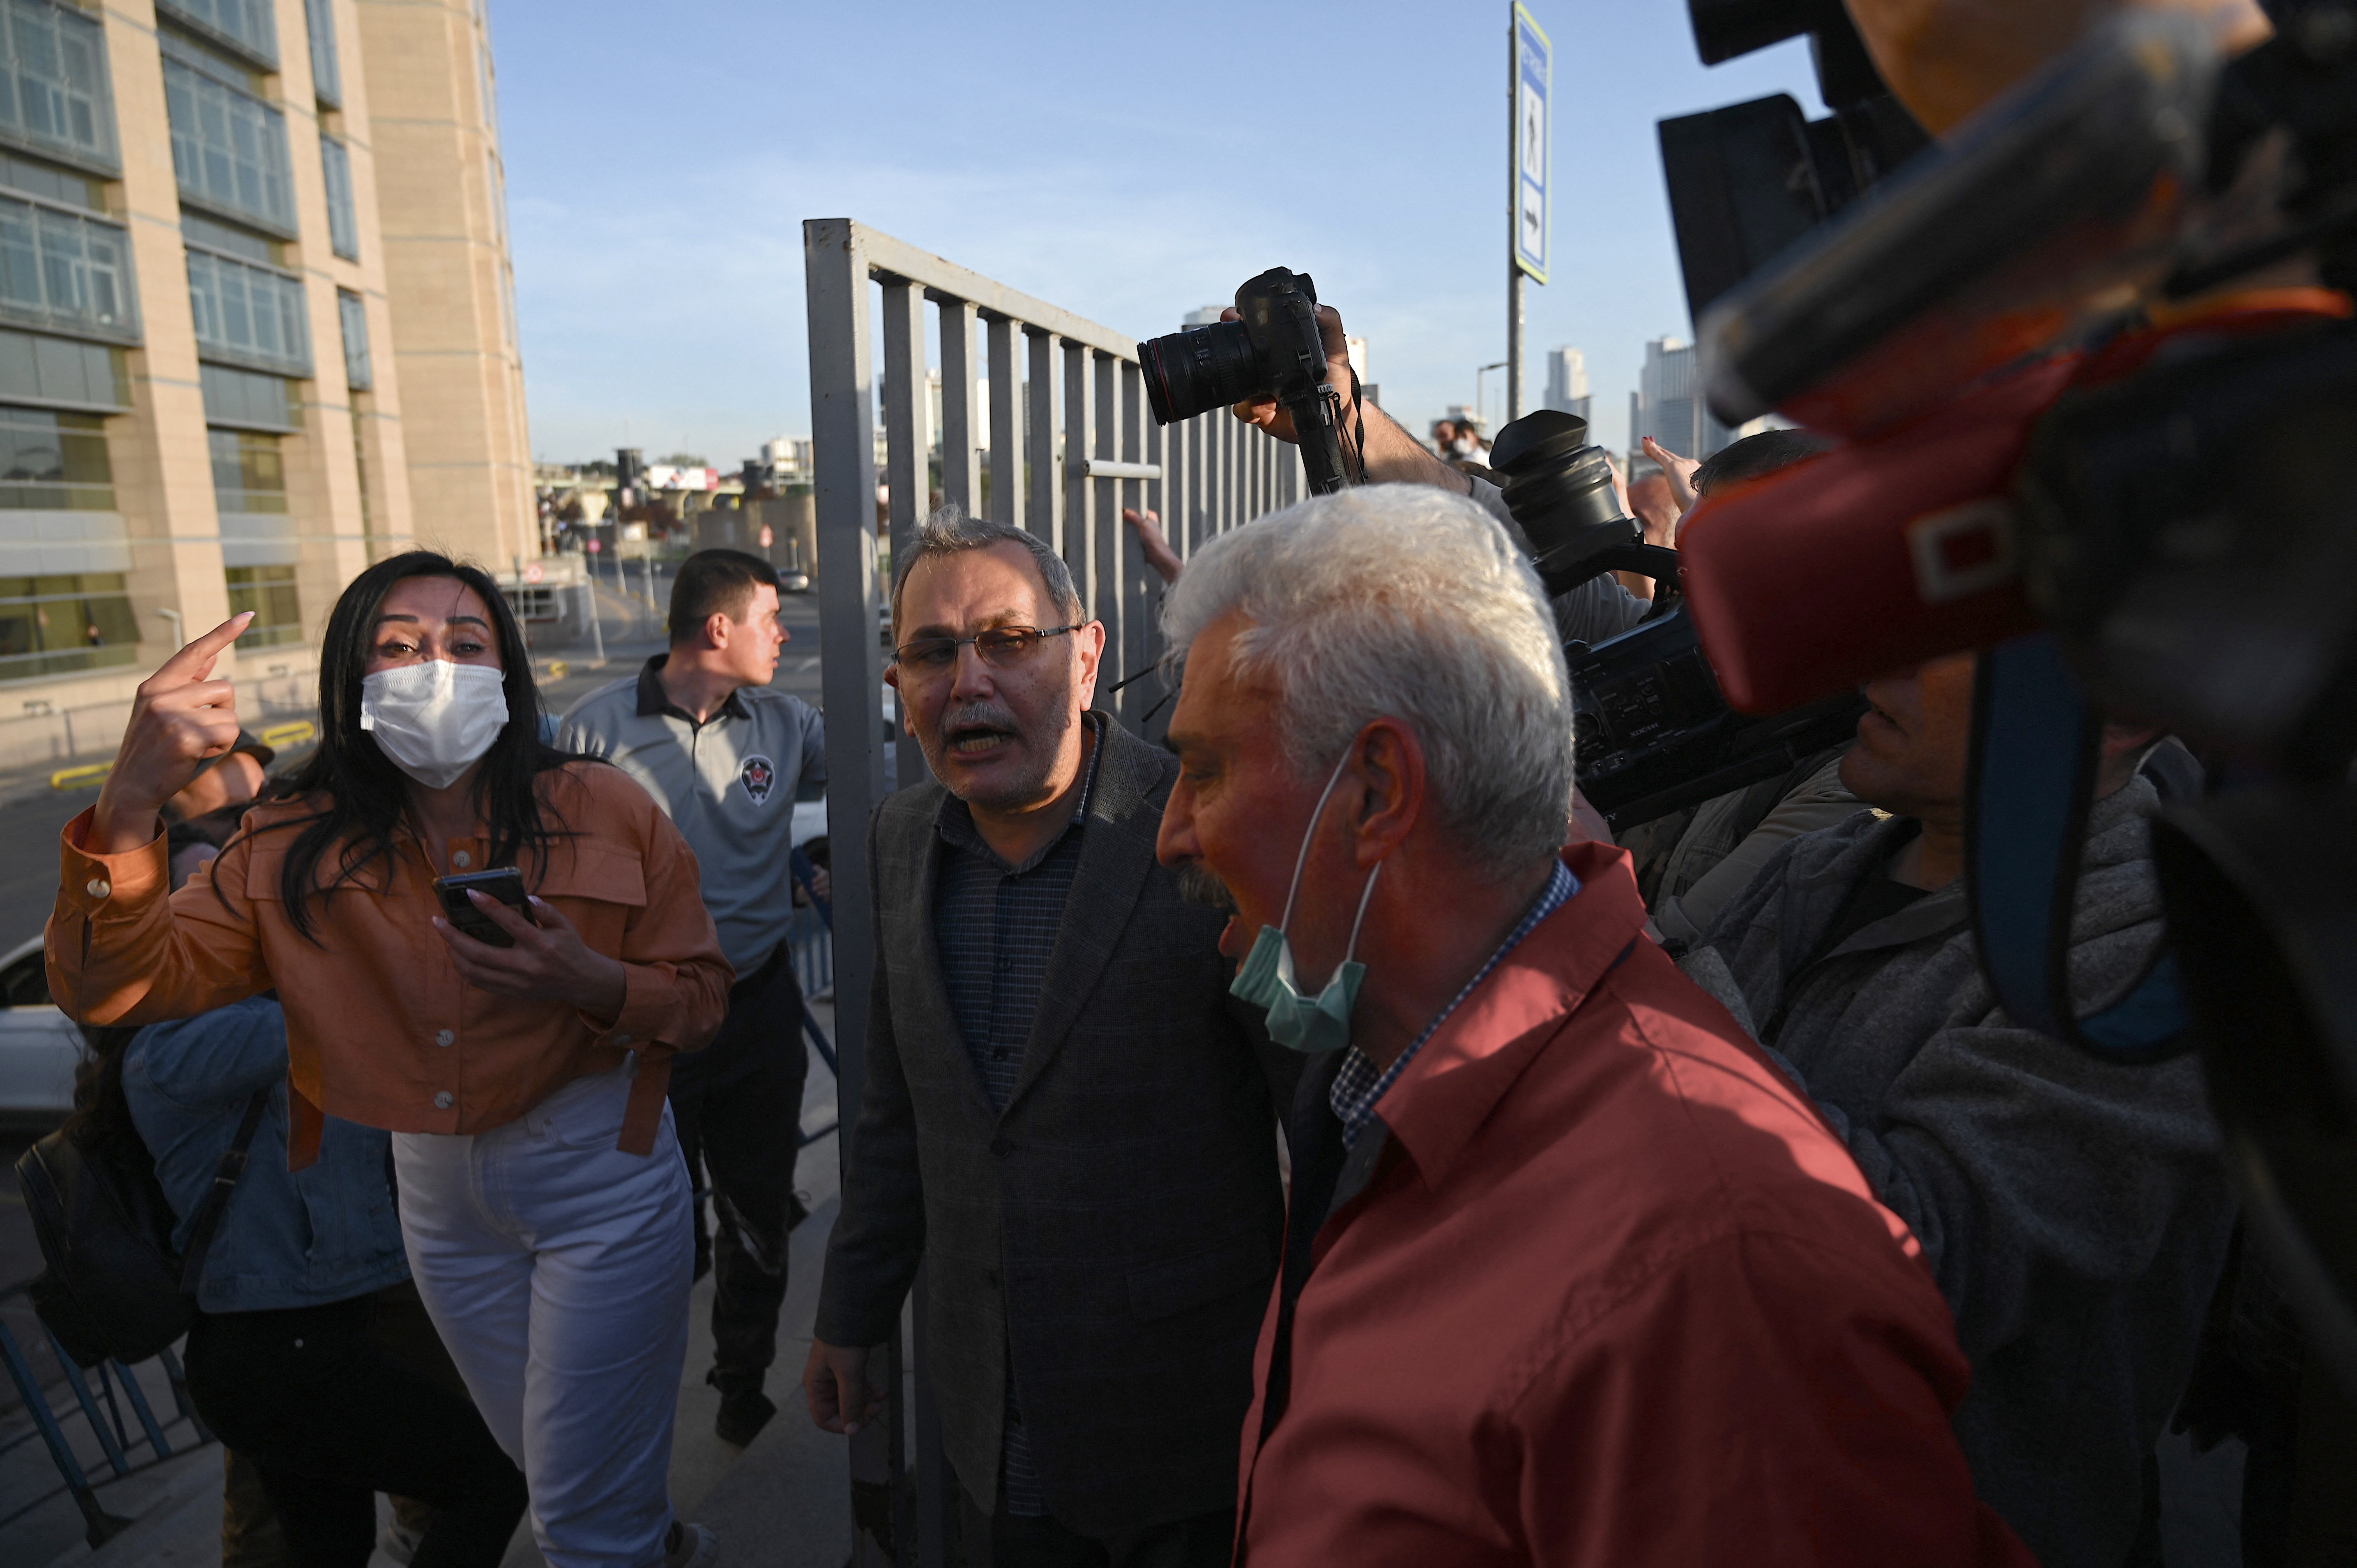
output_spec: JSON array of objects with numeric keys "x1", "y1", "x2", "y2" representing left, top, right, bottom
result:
[{"x1": 558, "y1": 548, "x2": 825, "y2": 1447}]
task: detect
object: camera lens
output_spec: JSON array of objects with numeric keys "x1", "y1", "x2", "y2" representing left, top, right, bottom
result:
[
  {"x1": 1140, "y1": 321, "x2": 1262, "y2": 425},
  {"x1": 1487, "y1": 410, "x2": 1642, "y2": 595}
]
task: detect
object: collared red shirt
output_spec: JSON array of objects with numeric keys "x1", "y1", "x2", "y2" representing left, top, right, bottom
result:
[
  {"x1": 1328, "y1": 858, "x2": 1577, "y2": 1148},
  {"x1": 46, "y1": 761, "x2": 731, "y2": 1167},
  {"x1": 1236, "y1": 842, "x2": 2034, "y2": 1568},
  {"x1": 558, "y1": 655, "x2": 825, "y2": 975}
]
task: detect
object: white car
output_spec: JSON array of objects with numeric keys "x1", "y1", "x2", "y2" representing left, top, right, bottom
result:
[{"x1": 0, "y1": 935, "x2": 88, "y2": 1130}]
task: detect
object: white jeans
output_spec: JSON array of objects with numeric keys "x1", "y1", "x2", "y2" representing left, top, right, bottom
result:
[{"x1": 392, "y1": 1060, "x2": 693, "y2": 1568}]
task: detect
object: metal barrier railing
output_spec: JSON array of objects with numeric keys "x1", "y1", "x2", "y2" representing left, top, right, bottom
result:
[
  {"x1": 804, "y1": 218, "x2": 1302, "y2": 1566},
  {"x1": 0, "y1": 1286, "x2": 212, "y2": 1548}
]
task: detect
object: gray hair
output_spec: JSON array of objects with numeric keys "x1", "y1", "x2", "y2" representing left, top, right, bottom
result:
[
  {"x1": 890, "y1": 502, "x2": 1082, "y2": 634},
  {"x1": 1160, "y1": 484, "x2": 1575, "y2": 876}
]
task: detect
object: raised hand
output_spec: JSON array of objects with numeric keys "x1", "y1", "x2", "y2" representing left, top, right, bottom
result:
[
  {"x1": 88, "y1": 612, "x2": 254, "y2": 854},
  {"x1": 1642, "y1": 436, "x2": 1702, "y2": 515},
  {"x1": 1121, "y1": 508, "x2": 1184, "y2": 586}
]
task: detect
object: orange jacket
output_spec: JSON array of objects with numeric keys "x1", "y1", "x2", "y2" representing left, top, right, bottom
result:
[
  {"x1": 46, "y1": 761, "x2": 730, "y2": 1167},
  {"x1": 1237, "y1": 842, "x2": 2033, "y2": 1567}
]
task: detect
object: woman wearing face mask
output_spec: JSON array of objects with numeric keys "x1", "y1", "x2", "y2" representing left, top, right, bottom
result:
[{"x1": 43, "y1": 551, "x2": 731, "y2": 1568}]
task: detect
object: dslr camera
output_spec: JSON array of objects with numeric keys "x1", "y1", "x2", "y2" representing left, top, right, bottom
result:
[
  {"x1": 1137, "y1": 267, "x2": 1357, "y2": 496},
  {"x1": 1484, "y1": 408, "x2": 1865, "y2": 830}
]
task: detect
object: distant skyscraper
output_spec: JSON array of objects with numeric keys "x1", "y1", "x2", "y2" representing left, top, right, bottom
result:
[
  {"x1": 1542, "y1": 348, "x2": 1592, "y2": 426},
  {"x1": 1182, "y1": 305, "x2": 1226, "y2": 327},
  {"x1": 1632, "y1": 336, "x2": 1755, "y2": 462}
]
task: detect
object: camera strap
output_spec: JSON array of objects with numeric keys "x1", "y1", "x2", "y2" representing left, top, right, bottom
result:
[{"x1": 1965, "y1": 632, "x2": 2191, "y2": 1061}]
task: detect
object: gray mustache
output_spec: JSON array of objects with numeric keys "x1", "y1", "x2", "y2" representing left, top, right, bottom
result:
[
  {"x1": 940, "y1": 701, "x2": 1021, "y2": 740},
  {"x1": 1174, "y1": 862, "x2": 1238, "y2": 915}
]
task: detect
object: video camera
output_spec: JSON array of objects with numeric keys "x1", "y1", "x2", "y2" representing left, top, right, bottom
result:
[
  {"x1": 1137, "y1": 268, "x2": 1358, "y2": 497},
  {"x1": 1662, "y1": 1, "x2": 2357, "y2": 1385},
  {"x1": 1483, "y1": 408, "x2": 1864, "y2": 830}
]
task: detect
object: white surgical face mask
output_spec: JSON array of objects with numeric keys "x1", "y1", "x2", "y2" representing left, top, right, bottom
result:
[{"x1": 360, "y1": 660, "x2": 509, "y2": 790}]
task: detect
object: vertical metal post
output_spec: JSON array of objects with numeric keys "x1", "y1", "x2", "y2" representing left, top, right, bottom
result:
[
  {"x1": 1505, "y1": 2, "x2": 1524, "y2": 425},
  {"x1": 1025, "y1": 329, "x2": 1063, "y2": 552},
  {"x1": 938, "y1": 298, "x2": 981, "y2": 515},
  {"x1": 1061, "y1": 341, "x2": 1094, "y2": 618},
  {"x1": 987, "y1": 314, "x2": 1022, "y2": 526},
  {"x1": 1117, "y1": 361, "x2": 1147, "y2": 724},
  {"x1": 1092, "y1": 352, "x2": 1122, "y2": 712},
  {"x1": 880, "y1": 278, "x2": 928, "y2": 796},
  {"x1": 802, "y1": 218, "x2": 901, "y2": 1568}
]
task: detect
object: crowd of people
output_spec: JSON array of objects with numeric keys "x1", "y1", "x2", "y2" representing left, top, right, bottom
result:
[
  {"x1": 37, "y1": 387, "x2": 2311, "y2": 1568},
  {"x1": 32, "y1": 255, "x2": 2327, "y2": 1568}
]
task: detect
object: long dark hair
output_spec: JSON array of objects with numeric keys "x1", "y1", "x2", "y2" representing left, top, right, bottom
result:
[{"x1": 256, "y1": 551, "x2": 578, "y2": 938}]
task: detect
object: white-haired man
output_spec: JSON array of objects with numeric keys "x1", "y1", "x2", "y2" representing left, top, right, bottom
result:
[{"x1": 1155, "y1": 484, "x2": 2031, "y2": 1567}]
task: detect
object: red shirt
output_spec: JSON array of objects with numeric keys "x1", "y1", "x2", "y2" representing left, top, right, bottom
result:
[{"x1": 1236, "y1": 844, "x2": 2032, "y2": 1567}]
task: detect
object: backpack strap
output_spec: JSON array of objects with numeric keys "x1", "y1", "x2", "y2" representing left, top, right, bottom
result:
[{"x1": 176, "y1": 1088, "x2": 274, "y2": 1296}]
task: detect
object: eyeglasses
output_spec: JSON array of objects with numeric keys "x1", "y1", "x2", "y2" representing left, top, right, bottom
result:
[{"x1": 892, "y1": 623, "x2": 1085, "y2": 676}]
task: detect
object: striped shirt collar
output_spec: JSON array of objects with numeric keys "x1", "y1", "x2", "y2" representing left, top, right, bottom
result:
[{"x1": 1329, "y1": 858, "x2": 1581, "y2": 1150}]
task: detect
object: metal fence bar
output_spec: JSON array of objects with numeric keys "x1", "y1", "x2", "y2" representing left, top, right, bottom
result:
[
  {"x1": 801, "y1": 219, "x2": 903, "y2": 1568},
  {"x1": 986, "y1": 314, "x2": 1022, "y2": 526},
  {"x1": 879, "y1": 278, "x2": 928, "y2": 795},
  {"x1": 1119, "y1": 360, "x2": 1149, "y2": 726},
  {"x1": 1091, "y1": 351, "x2": 1122, "y2": 701},
  {"x1": 803, "y1": 219, "x2": 1313, "y2": 1566},
  {"x1": 1025, "y1": 328, "x2": 1062, "y2": 551},
  {"x1": 938, "y1": 298, "x2": 981, "y2": 515},
  {"x1": 1062, "y1": 340, "x2": 1095, "y2": 624}
]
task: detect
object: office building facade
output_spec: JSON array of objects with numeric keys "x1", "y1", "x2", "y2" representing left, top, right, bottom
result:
[
  {"x1": 1630, "y1": 335, "x2": 1770, "y2": 466},
  {"x1": 0, "y1": 0, "x2": 525, "y2": 768},
  {"x1": 1542, "y1": 345, "x2": 1591, "y2": 426}
]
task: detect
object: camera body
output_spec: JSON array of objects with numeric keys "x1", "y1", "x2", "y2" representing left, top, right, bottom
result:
[
  {"x1": 1483, "y1": 406, "x2": 1861, "y2": 828},
  {"x1": 1569, "y1": 610, "x2": 1866, "y2": 830},
  {"x1": 1138, "y1": 268, "x2": 1352, "y2": 494}
]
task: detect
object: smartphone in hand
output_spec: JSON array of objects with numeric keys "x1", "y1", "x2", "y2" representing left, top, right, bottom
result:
[{"x1": 433, "y1": 867, "x2": 534, "y2": 948}]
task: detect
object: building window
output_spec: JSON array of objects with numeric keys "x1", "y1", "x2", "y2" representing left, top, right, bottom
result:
[
  {"x1": 162, "y1": 57, "x2": 295, "y2": 235},
  {"x1": 187, "y1": 247, "x2": 309, "y2": 376},
  {"x1": 320, "y1": 134, "x2": 356, "y2": 260},
  {"x1": 0, "y1": 569, "x2": 136, "y2": 679},
  {"x1": 156, "y1": 0, "x2": 277, "y2": 68},
  {"x1": 336, "y1": 287, "x2": 368, "y2": 389},
  {"x1": 0, "y1": 0, "x2": 118, "y2": 174},
  {"x1": 0, "y1": 403, "x2": 110, "y2": 509},
  {"x1": 223, "y1": 563, "x2": 300, "y2": 646},
  {"x1": 200, "y1": 362, "x2": 300, "y2": 431},
  {"x1": 304, "y1": 0, "x2": 338, "y2": 105},
  {"x1": 210, "y1": 426, "x2": 285, "y2": 515},
  {"x1": 0, "y1": 192, "x2": 134, "y2": 341},
  {"x1": 0, "y1": 148, "x2": 102, "y2": 210}
]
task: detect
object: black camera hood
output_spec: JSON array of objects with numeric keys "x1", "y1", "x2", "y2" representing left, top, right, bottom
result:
[{"x1": 1488, "y1": 410, "x2": 1679, "y2": 594}]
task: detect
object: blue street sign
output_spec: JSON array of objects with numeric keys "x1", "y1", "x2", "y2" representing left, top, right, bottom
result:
[{"x1": 1514, "y1": 4, "x2": 1550, "y2": 284}]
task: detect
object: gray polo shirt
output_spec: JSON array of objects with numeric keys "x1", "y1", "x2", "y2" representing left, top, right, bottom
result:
[{"x1": 557, "y1": 655, "x2": 825, "y2": 976}]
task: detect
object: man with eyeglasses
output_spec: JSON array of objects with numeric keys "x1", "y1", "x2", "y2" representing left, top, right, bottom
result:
[
  {"x1": 557, "y1": 547, "x2": 825, "y2": 1450},
  {"x1": 805, "y1": 504, "x2": 1295, "y2": 1567}
]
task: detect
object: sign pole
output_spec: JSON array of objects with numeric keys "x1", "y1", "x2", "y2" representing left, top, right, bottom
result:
[
  {"x1": 1507, "y1": 4, "x2": 1521, "y2": 424},
  {"x1": 1509, "y1": 4, "x2": 1550, "y2": 426}
]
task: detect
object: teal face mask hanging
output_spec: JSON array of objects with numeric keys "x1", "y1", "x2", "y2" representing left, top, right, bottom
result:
[{"x1": 1228, "y1": 752, "x2": 1384, "y2": 1055}]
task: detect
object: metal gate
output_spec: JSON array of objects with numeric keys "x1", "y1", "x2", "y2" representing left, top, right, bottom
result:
[{"x1": 804, "y1": 217, "x2": 1301, "y2": 1565}]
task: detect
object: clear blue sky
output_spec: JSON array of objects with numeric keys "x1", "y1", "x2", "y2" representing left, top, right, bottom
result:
[{"x1": 495, "y1": 0, "x2": 1827, "y2": 468}]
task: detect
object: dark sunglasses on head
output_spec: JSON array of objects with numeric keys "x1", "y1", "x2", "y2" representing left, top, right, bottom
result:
[{"x1": 892, "y1": 623, "x2": 1085, "y2": 676}]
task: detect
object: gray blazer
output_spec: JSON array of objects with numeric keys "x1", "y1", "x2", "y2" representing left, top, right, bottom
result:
[{"x1": 814, "y1": 718, "x2": 1295, "y2": 1536}]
